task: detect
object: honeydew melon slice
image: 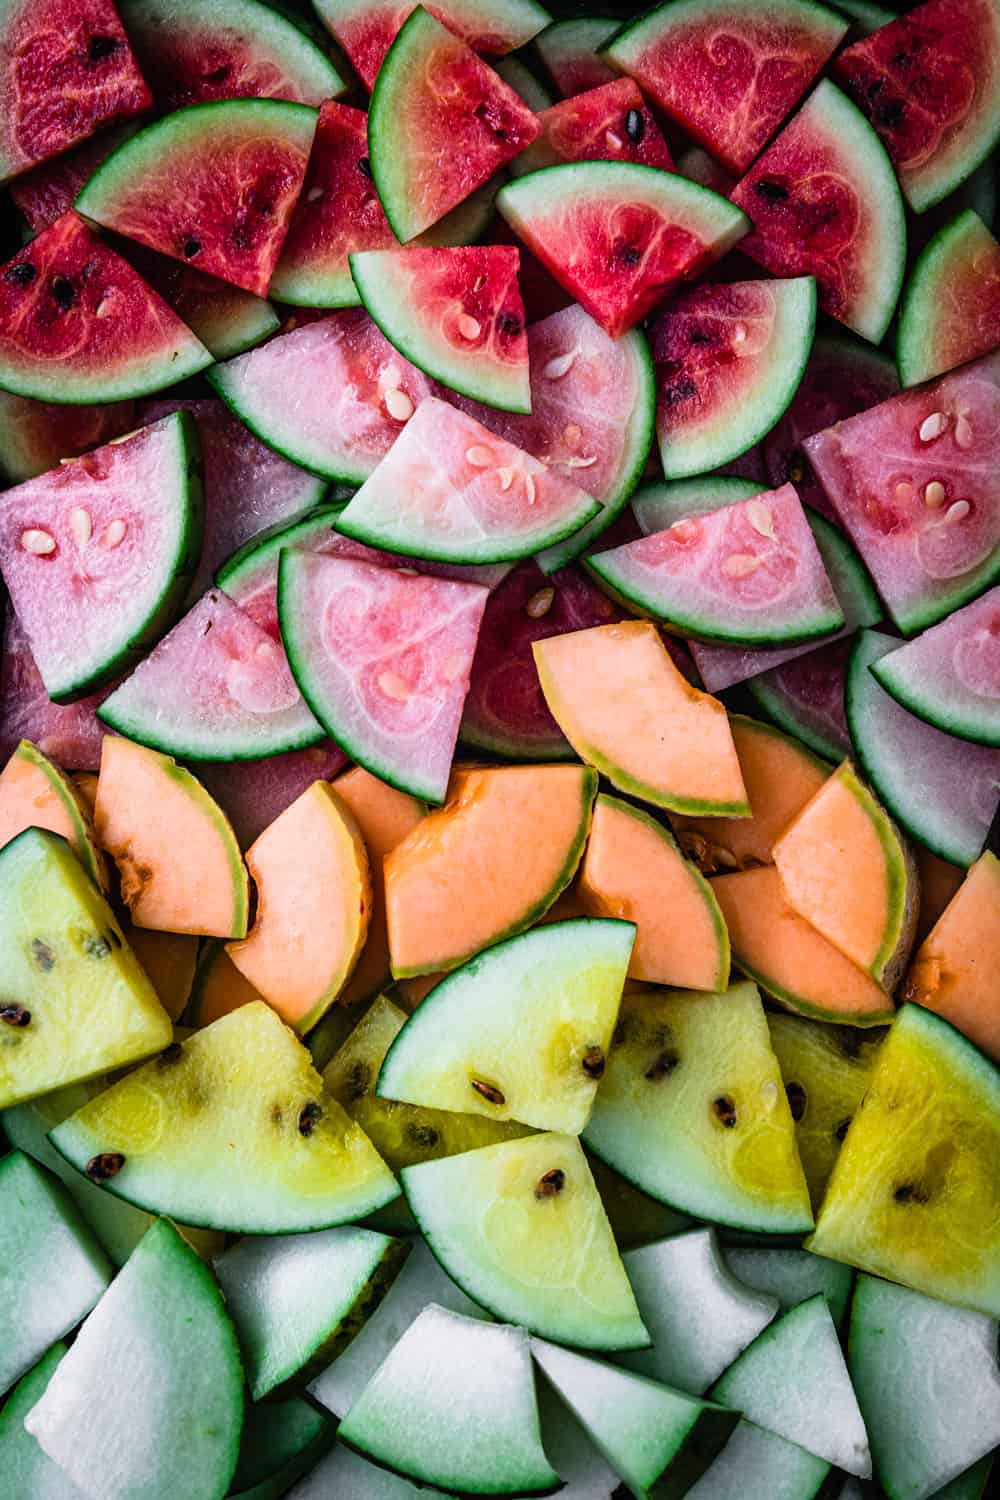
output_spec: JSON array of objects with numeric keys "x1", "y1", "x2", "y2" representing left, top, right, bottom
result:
[
  {"x1": 0, "y1": 739, "x2": 107, "y2": 889},
  {"x1": 685, "y1": 1421, "x2": 837, "y2": 1500},
  {"x1": 0, "y1": 1343, "x2": 80, "y2": 1498},
  {"x1": 724, "y1": 1246, "x2": 855, "y2": 1329},
  {"x1": 230, "y1": 1399, "x2": 333, "y2": 1500}
]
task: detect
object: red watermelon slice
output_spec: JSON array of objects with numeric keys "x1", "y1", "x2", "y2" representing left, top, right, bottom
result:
[
  {"x1": 0, "y1": 391, "x2": 137, "y2": 484},
  {"x1": 533, "y1": 17, "x2": 620, "y2": 98},
  {"x1": 10, "y1": 126, "x2": 136, "y2": 232},
  {"x1": 513, "y1": 77, "x2": 675, "y2": 176},
  {"x1": 120, "y1": 245, "x2": 281, "y2": 362},
  {"x1": 897, "y1": 209, "x2": 1000, "y2": 389},
  {"x1": 747, "y1": 635, "x2": 854, "y2": 762},
  {"x1": 194, "y1": 743, "x2": 350, "y2": 850},
  {"x1": 279, "y1": 552, "x2": 489, "y2": 802},
  {"x1": 0, "y1": 607, "x2": 114, "y2": 770}
]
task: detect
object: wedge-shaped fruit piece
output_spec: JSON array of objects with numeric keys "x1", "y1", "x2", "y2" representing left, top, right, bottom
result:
[
  {"x1": 710, "y1": 1296, "x2": 871, "y2": 1478},
  {"x1": 195, "y1": 744, "x2": 351, "y2": 853},
  {"x1": 230, "y1": 1398, "x2": 333, "y2": 1500},
  {"x1": 95, "y1": 737, "x2": 249, "y2": 939},
  {"x1": 0, "y1": 1344, "x2": 83, "y2": 1494},
  {"x1": 0, "y1": 830, "x2": 173, "y2": 1109},
  {"x1": 712, "y1": 866, "x2": 895, "y2": 1025},
  {"x1": 901, "y1": 852, "x2": 1000, "y2": 1062},
  {"x1": 849, "y1": 1275, "x2": 1000, "y2": 1500},
  {"x1": 687, "y1": 1421, "x2": 837, "y2": 1500},
  {"x1": 25, "y1": 1219, "x2": 244, "y2": 1500},
  {"x1": 514, "y1": 76, "x2": 675, "y2": 176},
  {"x1": 534, "y1": 15, "x2": 618, "y2": 95},
  {"x1": 583, "y1": 982, "x2": 814, "y2": 1234},
  {"x1": 620, "y1": 1227, "x2": 778, "y2": 1395},
  {"x1": 915, "y1": 846, "x2": 966, "y2": 944},
  {"x1": 533, "y1": 622, "x2": 750, "y2": 815},
  {"x1": 724, "y1": 1246, "x2": 855, "y2": 1330},
  {"x1": 126, "y1": 925, "x2": 198, "y2": 1024},
  {"x1": 226, "y1": 782, "x2": 371, "y2": 1033},
  {"x1": 0, "y1": 739, "x2": 106, "y2": 888},
  {"x1": 749, "y1": 637, "x2": 854, "y2": 765},
  {"x1": 403, "y1": 1133, "x2": 648, "y2": 1349},
  {"x1": 378, "y1": 918, "x2": 634, "y2": 1133},
  {"x1": 497, "y1": 162, "x2": 749, "y2": 338},
  {"x1": 215, "y1": 1226, "x2": 408, "y2": 1401},
  {"x1": 385, "y1": 765, "x2": 597, "y2": 978},
  {"x1": 898, "y1": 211, "x2": 1000, "y2": 388},
  {"x1": 577, "y1": 794, "x2": 729, "y2": 991},
  {"x1": 50, "y1": 1002, "x2": 399, "y2": 1234},
  {"x1": 767, "y1": 1012, "x2": 884, "y2": 1212},
  {"x1": 807, "y1": 1002, "x2": 1000, "y2": 1317},
  {"x1": 0, "y1": 1153, "x2": 112, "y2": 1395},
  {"x1": 280, "y1": 554, "x2": 488, "y2": 804},
  {"x1": 588, "y1": 1152, "x2": 694, "y2": 1254},
  {"x1": 773, "y1": 761, "x2": 917, "y2": 988},
  {"x1": 187, "y1": 942, "x2": 265, "y2": 1029}
]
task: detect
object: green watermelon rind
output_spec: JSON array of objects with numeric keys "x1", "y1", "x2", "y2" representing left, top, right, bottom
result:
[
  {"x1": 808, "y1": 508, "x2": 882, "y2": 629},
  {"x1": 631, "y1": 475, "x2": 764, "y2": 533},
  {"x1": 746, "y1": 668, "x2": 849, "y2": 766},
  {"x1": 215, "y1": 504, "x2": 344, "y2": 602},
  {"x1": 869, "y1": 611, "x2": 1000, "y2": 748},
  {"x1": 190, "y1": 291, "x2": 281, "y2": 362},
  {"x1": 533, "y1": 15, "x2": 619, "y2": 92},
  {"x1": 896, "y1": 208, "x2": 997, "y2": 388},
  {"x1": 494, "y1": 55, "x2": 555, "y2": 112}
]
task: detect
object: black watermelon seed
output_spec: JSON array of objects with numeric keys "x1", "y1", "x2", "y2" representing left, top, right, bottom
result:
[
  {"x1": 785, "y1": 1081, "x2": 807, "y2": 1121},
  {"x1": 644, "y1": 1048, "x2": 679, "y2": 1080},
  {"x1": 471, "y1": 1078, "x2": 506, "y2": 1106},
  {"x1": 345, "y1": 1060, "x2": 372, "y2": 1100},
  {"x1": 51, "y1": 277, "x2": 75, "y2": 309},
  {"x1": 893, "y1": 1182, "x2": 930, "y2": 1204},
  {"x1": 619, "y1": 245, "x2": 642, "y2": 266},
  {"x1": 5, "y1": 262, "x2": 36, "y2": 287},
  {"x1": 0, "y1": 1004, "x2": 31, "y2": 1027},
  {"x1": 183, "y1": 238, "x2": 202, "y2": 259},
  {"x1": 85, "y1": 936, "x2": 111, "y2": 960},
  {"x1": 357, "y1": 156, "x2": 372, "y2": 178},
  {"x1": 834, "y1": 1117, "x2": 852, "y2": 1143},
  {"x1": 31, "y1": 939, "x2": 56, "y2": 972},
  {"x1": 497, "y1": 311, "x2": 522, "y2": 337},
  {"x1": 535, "y1": 1167, "x2": 566, "y2": 1200},
  {"x1": 298, "y1": 1101, "x2": 323, "y2": 1136},
  {"x1": 582, "y1": 1046, "x2": 606, "y2": 1080},
  {"x1": 88, "y1": 34, "x2": 120, "y2": 61},
  {"x1": 689, "y1": 329, "x2": 713, "y2": 345},
  {"x1": 755, "y1": 179, "x2": 789, "y2": 203},
  {"x1": 406, "y1": 1122, "x2": 441, "y2": 1149},
  {"x1": 625, "y1": 107, "x2": 645, "y2": 144},
  {"x1": 87, "y1": 1152, "x2": 126, "y2": 1181},
  {"x1": 713, "y1": 1094, "x2": 738, "y2": 1128}
]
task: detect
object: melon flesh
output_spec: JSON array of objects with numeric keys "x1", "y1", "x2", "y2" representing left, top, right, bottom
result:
[
  {"x1": 915, "y1": 845, "x2": 966, "y2": 944},
  {"x1": 0, "y1": 388, "x2": 136, "y2": 485},
  {"x1": 0, "y1": 739, "x2": 106, "y2": 889},
  {"x1": 194, "y1": 744, "x2": 349, "y2": 852},
  {"x1": 898, "y1": 210, "x2": 1000, "y2": 387},
  {"x1": 534, "y1": 16, "x2": 619, "y2": 97},
  {"x1": 515, "y1": 77, "x2": 675, "y2": 176},
  {"x1": 126, "y1": 925, "x2": 198, "y2": 1023},
  {"x1": 188, "y1": 942, "x2": 265, "y2": 1028}
]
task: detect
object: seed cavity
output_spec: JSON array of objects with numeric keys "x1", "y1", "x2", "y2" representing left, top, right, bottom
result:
[
  {"x1": 69, "y1": 507, "x2": 93, "y2": 547},
  {"x1": 0, "y1": 1004, "x2": 31, "y2": 1027},
  {"x1": 526, "y1": 586, "x2": 555, "y2": 619},
  {"x1": 543, "y1": 350, "x2": 576, "y2": 381},
  {"x1": 918, "y1": 410, "x2": 947, "y2": 442},
  {"x1": 497, "y1": 312, "x2": 522, "y2": 337},
  {"x1": 465, "y1": 445, "x2": 494, "y2": 468},
  {"x1": 645, "y1": 1048, "x2": 679, "y2": 1080},
  {"x1": 384, "y1": 387, "x2": 414, "y2": 422},
  {"x1": 52, "y1": 276, "x2": 75, "y2": 309},
  {"x1": 747, "y1": 499, "x2": 776, "y2": 540},
  {"x1": 31, "y1": 938, "x2": 55, "y2": 972},
  {"x1": 378, "y1": 670, "x2": 411, "y2": 702},
  {"x1": 712, "y1": 1094, "x2": 737, "y2": 1128},
  {"x1": 945, "y1": 499, "x2": 971, "y2": 524},
  {"x1": 5, "y1": 261, "x2": 36, "y2": 286},
  {"x1": 785, "y1": 1081, "x2": 807, "y2": 1121},
  {"x1": 923, "y1": 480, "x2": 946, "y2": 508},
  {"x1": 470, "y1": 1078, "x2": 505, "y2": 1106},
  {"x1": 298, "y1": 1101, "x2": 323, "y2": 1136},
  {"x1": 20, "y1": 528, "x2": 56, "y2": 555},
  {"x1": 625, "y1": 107, "x2": 644, "y2": 143},
  {"x1": 457, "y1": 313, "x2": 481, "y2": 341},
  {"x1": 722, "y1": 551, "x2": 761, "y2": 578},
  {"x1": 535, "y1": 1167, "x2": 566, "y2": 1199},
  {"x1": 581, "y1": 1045, "x2": 606, "y2": 1079},
  {"x1": 87, "y1": 1152, "x2": 126, "y2": 1181}
]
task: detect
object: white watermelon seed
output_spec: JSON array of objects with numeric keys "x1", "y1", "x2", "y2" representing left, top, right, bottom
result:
[
  {"x1": 747, "y1": 499, "x2": 776, "y2": 540},
  {"x1": 20, "y1": 528, "x2": 56, "y2": 555},
  {"x1": 923, "y1": 481, "x2": 946, "y2": 509},
  {"x1": 918, "y1": 411, "x2": 948, "y2": 442},
  {"x1": 543, "y1": 351, "x2": 576, "y2": 380},
  {"x1": 496, "y1": 467, "x2": 515, "y2": 491},
  {"x1": 954, "y1": 413, "x2": 974, "y2": 449},
  {"x1": 894, "y1": 481, "x2": 914, "y2": 503},
  {"x1": 565, "y1": 454, "x2": 597, "y2": 468},
  {"x1": 457, "y1": 313, "x2": 481, "y2": 341},
  {"x1": 732, "y1": 322, "x2": 748, "y2": 346},
  {"x1": 68, "y1": 508, "x2": 92, "y2": 547},
  {"x1": 306, "y1": 187, "x2": 324, "y2": 202},
  {"x1": 102, "y1": 519, "x2": 127, "y2": 549},
  {"x1": 945, "y1": 500, "x2": 971, "y2": 524},
  {"x1": 465, "y1": 445, "x2": 494, "y2": 467},
  {"x1": 378, "y1": 671, "x2": 411, "y2": 702},
  {"x1": 524, "y1": 472, "x2": 537, "y2": 504},
  {"x1": 722, "y1": 552, "x2": 762, "y2": 578},
  {"x1": 384, "y1": 388, "x2": 414, "y2": 422},
  {"x1": 605, "y1": 129, "x2": 624, "y2": 151},
  {"x1": 526, "y1": 587, "x2": 555, "y2": 619}
]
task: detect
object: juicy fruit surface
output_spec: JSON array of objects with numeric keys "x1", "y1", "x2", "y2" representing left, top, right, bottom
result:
[
  {"x1": 124, "y1": 246, "x2": 281, "y2": 363},
  {"x1": 10, "y1": 127, "x2": 135, "y2": 234},
  {"x1": 516, "y1": 76, "x2": 675, "y2": 175},
  {"x1": 898, "y1": 210, "x2": 1000, "y2": 388}
]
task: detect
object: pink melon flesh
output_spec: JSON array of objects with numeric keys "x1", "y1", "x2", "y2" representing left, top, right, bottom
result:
[
  {"x1": 194, "y1": 743, "x2": 349, "y2": 850},
  {"x1": 0, "y1": 608, "x2": 113, "y2": 771},
  {"x1": 521, "y1": 78, "x2": 674, "y2": 173}
]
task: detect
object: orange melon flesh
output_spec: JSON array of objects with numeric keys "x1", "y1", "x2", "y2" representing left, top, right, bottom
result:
[
  {"x1": 914, "y1": 846, "x2": 965, "y2": 945},
  {"x1": 393, "y1": 973, "x2": 442, "y2": 1011},
  {"x1": 125, "y1": 925, "x2": 198, "y2": 1023},
  {"x1": 713, "y1": 865, "x2": 894, "y2": 1025},
  {"x1": 189, "y1": 943, "x2": 266, "y2": 1027},
  {"x1": 227, "y1": 781, "x2": 371, "y2": 1033},
  {"x1": 533, "y1": 623, "x2": 749, "y2": 815},
  {"x1": 578, "y1": 793, "x2": 729, "y2": 990},
  {"x1": 384, "y1": 763, "x2": 598, "y2": 977},
  {"x1": 772, "y1": 761, "x2": 914, "y2": 987},
  {"x1": 901, "y1": 852, "x2": 1000, "y2": 1062},
  {"x1": 672, "y1": 716, "x2": 830, "y2": 872},
  {"x1": 330, "y1": 766, "x2": 426, "y2": 1008},
  {"x1": 0, "y1": 740, "x2": 107, "y2": 889}
]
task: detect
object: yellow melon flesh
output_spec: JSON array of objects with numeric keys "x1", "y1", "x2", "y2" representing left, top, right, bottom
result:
[
  {"x1": 385, "y1": 764, "x2": 597, "y2": 977},
  {"x1": 914, "y1": 846, "x2": 965, "y2": 945},
  {"x1": 0, "y1": 740, "x2": 107, "y2": 889},
  {"x1": 227, "y1": 782, "x2": 371, "y2": 1034},
  {"x1": 94, "y1": 738, "x2": 248, "y2": 939},
  {"x1": 672, "y1": 716, "x2": 830, "y2": 872},
  {"x1": 125, "y1": 926, "x2": 198, "y2": 1023},
  {"x1": 712, "y1": 866, "x2": 894, "y2": 1025},
  {"x1": 533, "y1": 623, "x2": 749, "y2": 816},
  {"x1": 900, "y1": 852, "x2": 1000, "y2": 1063},
  {"x1": 578, "y1": 793, "x2": 729, "y2": 990}
]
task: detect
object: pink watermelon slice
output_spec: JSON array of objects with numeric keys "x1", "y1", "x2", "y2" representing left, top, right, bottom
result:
[
  {"x1": 279, "y1": 551, "x2": 489, "y2": 802},
  {"x1": 0, "y1": 391, "x2": 136, "y2": 484},
  {"x1": 747, "y1": 634, "x2": 854, "y2": 762},
  {"x1": 0, "y1": 606, "x2": 114, "y2": 770},
  {"x1": 75, "y1": 98, "x2": 317, "y2": 296},
  {"x1": 335, "y1": 395, "x2": 602, "y2": 563},
  {"x1": 0, "y1": 211, "x2": 212, "y2": 403},
  {"x1": 804, "y1": 350, "x2": 1000, "y2": 635},
  {"x1": 10, "y1": 126, "x2": 137, "y2": 232},
  {"x1": 897, "y1": 209, "x2": 1000, "y2": 389},
  {"x1": 194, "y1": 743, "x2": 350, "y2": 851},
  {"x1": 533, "y1": 17, "x2": 620, "y2": 98},
  {"x1": 0, "y1": 0, "x2": 151, "y2": 185},
  {"x1": 513, "y1": 77, "x2": 675, "y2": 176}
]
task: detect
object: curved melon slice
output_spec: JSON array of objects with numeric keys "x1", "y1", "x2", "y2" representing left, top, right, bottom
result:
[
  {"x1": 384, "y1": 764, "x2": 597, "y2": 977},
  {"x1": 0, "y1": 213, "x2": 212, "y2": 405},
  {"x1": 379, "y1": 917, "x2": 634, "y2": 1132},
  {"x1": 577, "y1": 793, "x2": 730, "y2": 991},
  {"x1": 0, "y1": 1345, "x2": 78, "y2": 1495},
  {"x1": 187, "y1": 942, "x2": 265, "y2": 1028},
  {"x1": 0, "y1": 410, "x2": 203, "y2": 702},
  {"x1": 514, "y1": 76, "x2": 675, "y2": 177},
  {"x1": 194, "y1": 743, "x2": 349, "y2": 852},
  {"x1": 127, "y1": 926, "x2": 198, "y2": 1023},
  {"x1": 0, "y1": 390, "x2": 137, "y2": 485},
  {"x1": 724, "y1": 1244, "x2": 855, "y2": 1328},
  {"x1": 807, "y1": 1001, "x2": 1000, "y2": 1318},
  {"x1": 94, "y1": 736, "x2": 249, "y2": 939},
  {"x1": 846, "y1": 630, "x2": 1000, "y2": 867},
  {"x1": 631, "y1": 474, "x2": 762, "y2": 534},
  {"x1": 76, "y1": 100, "x2": 317, "y2": 296},
  {"x1": 0, "y1": 739, "x2": 106, "y2": 889},
  {"x1": 403, "y1": 1133, "x2": 648, "y2": 1349},
  {"x1": 683, "y1": 1420, "x2": 838, "y2": 1500},
  {"x1": 590, "y1": 483, "x2": 844, "y2": 647},
  {"x1": 712, "y1": 865, "x2": 894, "y2": 1025},
  {"x1": 51, "y1": 1001, "x2": 399, "y2": 1232},
  {"x1": 915, "y1": 844, "x2": 966, "y2": 944},
  {"x1": 749, "y1": 636, "x2": 854, "y2": 764},
  {"x1": 604, "y1": 0, "x2": 848, "y2": 176},
  {"x1": 582, "y1": 982, "x2": 815, "y2": 1234},
  {"x1": 649, "y1": 277, "x2": 817, "y2": 480},
  {"x1": 833, "y1": 0, "x2": 1000, "y2": 213},
  {"x1": 534, "y1": 16, "x2": 619, "y2": 96},
  {"x1": 124, "y1": 245, "x2": 282, "y2": 362},
  {"x1": 369, "y1": 8, "x2": 540, "y2": 243},
  {"x1": 497, "y1": 162, "x2": 749, "y2": 338},
  {"x1": 230, "y1": 1399, "x2": 333, "y2": 1500},
  {"x1": 730, "y1": 81, "x2": 906, "y2": 345},
  {"x1": 898, "y1": 211, "x2": 1000, "y2": 388}
]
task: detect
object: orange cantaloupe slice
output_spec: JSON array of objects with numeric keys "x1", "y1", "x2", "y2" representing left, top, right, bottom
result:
[
  {"x1": 187, "y1": 942, "x2": 266, "y2": 1028},
  {"x1": 577, "y1": 793, "x2": 730, "y2": 990},
  {"x1": 672, "y1": 716, "x2": 831, "y2": 872},
  {"x1": 384, "y1": 763, "x2": 598, "y2": 977},
  {"x1": 914, "y1": 845, "x2": 965, "y2": 945},
  {"x1": 0, "y1": 740, "x2": 108, "y2": 889},
  {"x1": 712, "y1": 865, "x2": 894, "y2": 1025},
  {"x1": 126, "y1": 925, "x2": 199, "y2": 1023},
  {"x1": 227, "y1": 781, "x2": 372, "y2": 1033},
  {"x1": 533, "y1": 622, "x2": 749, "y2": 815},
  {"x1": 330, "y1": 766, "x2": 426, "y2": 1008},
  {"x1": 900, "y1": 851, "x2": 1000, "y2": 1062},
  {"x1": 772, "y1": 761, "x2": 918, "y2": 989},
  {"x1": 94, "y1": 737, "x2": 249, "y2": 939}
]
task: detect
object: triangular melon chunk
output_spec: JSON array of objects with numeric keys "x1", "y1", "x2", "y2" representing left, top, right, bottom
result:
[
  {"x1": 50, "y1": 1001, "x2": 400, "y2": 1234},
  {"x1": 0, "y1": 739, "x2": 107, "y2": 889}
]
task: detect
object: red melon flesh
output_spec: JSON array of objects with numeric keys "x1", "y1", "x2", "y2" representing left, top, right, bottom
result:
[
  {"x1": 749, "y1": 636, "x2": 854, "y2": 762},
  {"x1": 121, "y1": 242, "x2": 279, "y2": 362},
  {"x1": 0, "y1": 0, "x2": 151, "y2": 184},
  {"x1": 195, "y1": 744, "x2": 349, "y2": 850},
  {"x1": 534, "y1": 17, "x2": 620, "y2": 99},
  {"x1": 0, "y1": 607, "x2": 114, "y2": 771},
  {"x1": 10, "y1": 126, "x2": 135, "y2": 232},
  {"x1": 516, "y1": 78, "x2": 675, "y2": 175},
  {"x1": 0, "y1": 391, "x2": 136, "y2": 484}
]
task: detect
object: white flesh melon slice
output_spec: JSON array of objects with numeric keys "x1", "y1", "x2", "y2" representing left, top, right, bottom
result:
[
  {"x1": 724, "y1": 1246, "x2": 855, "y2": 1329},
  {"x1": 686, "y1": 1420, "x2": 835, "y2": 1500}
]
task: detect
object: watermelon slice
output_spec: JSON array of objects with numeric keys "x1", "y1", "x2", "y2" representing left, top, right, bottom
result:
[
  {"x1": 494, "y1": 55, "x2": 554, "y2": 112},
  {"x1": 0, "y1": 412, "x2": 202, "y2": 701},
  {"x1": 335, "y1": 395, "x2": 601, "y2": 563},
  {"x1": 0, "y1": 608, "x2": 113, "y2": 770},
  {"x1": 630, "y1": 473, "x2": 761, "y2": 535},
  {"x1": 0, "y1": 211, "x2": 212, "y2": 404},
  {"x1": 649, "y1": 277, "x2": 817, "y2": 480},
  {"x1": 513, "y1": 77, "x2": 675, "y2": 177},
  {"x1": 847, "y1": 629, "x2": 1000, "y2": 865},
  {"x1": 897, "y1": 210, "x2": 1000, "y2": 389},
  {"x1": 0, "y1": 392, "x2": 136, "y2": 484},
  {"x1": 75, "y1": 99, "x2": 317, "y2": 296},
  {"x1": 120, "y1": 244, "x2": 281, "y2": 362},
  {"x1": 208, "y1": 310, "x2": 433, "y2": 483},
  {"x1": 804, "y1": 351, "x2": 1000, "y2": 635},
  {"x1": 368, "y1": 9, "x2": 539, "y2": 244},
  {"x1": 748, "y1": 636, "x2": 854, "y2": 762},
  {"x1": 869, "y1": 586, "x2": 1000, "y2": 746},
  {"x1": 10, "y1": 126, "x2": 138, "y2": 233},
  {"x1": 497, "y1": 162, "x2": 749, "y2": 338},
  {"x1": 730, "y1": 80, "x2": 906, "y2": 345},
  {"x1": 279, "y1": 552, "x2": 488, "y2": 802},
  {"x1": 833, "y1": 0, "x2": 1000, "y2": 213},
  {"x1": 603, "y1": 0, "x2": 848, "y2": 175},
  {"x1": 193, "y1": 745, "x2": 349, "y2": 850},
  {"x1": 533, "y1": 16, "x2": 619, "y2": 97},
  {"x1": 311, "y1": 0, "x2": 550, "y2": 92},
  {"x1": 0, "y1": 0, "x2": 151, "y2": 185},
  {"x1": 116, "y1": 0, "x2": 345, "y2": 109}
]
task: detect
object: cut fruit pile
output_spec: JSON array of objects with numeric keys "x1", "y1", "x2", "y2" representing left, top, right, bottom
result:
[{"x1": 0, "y1": 0, "x2": 999, "y2": 1496}]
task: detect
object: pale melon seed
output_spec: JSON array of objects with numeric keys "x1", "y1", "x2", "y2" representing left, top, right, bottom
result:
[
  {"x1": 524, "y1": 472, "x2": 536, "y2": 505},
  {"x1": 306, "y1": 186, "x2": 324, "y2": 202},
  {"x1": 497, "y1": 466, "x2": 515, "y2": 491},
  {"x1": 103, "y1": 519, "x2": 127, "y2": 549},
  {"x1": 894, "y1": 481, "x2": 914, "y2": 504},
  {"x1": 384, "y1": 388, "x2": 414, "y2": 421},
  {"x1": 923, "y1": 480, "x2": 946, "y2": 508},
  {"x1": 605, "y1": 129, "x2": 623, "y2": 151},
  {"x1": 954, "y1": 413, "x2": 974, "y2": 449},
  {"x1": 378, "y1": 671, "x2": 411, "y2": 702},
  {"x1": 526, "y1": 586, "x2": 555, "y2": 619},
  {"x1": 722, "y1": 552, "x2": 761, "y2": 578},
  {"x1": 68, "y1": 507, "x2": 92, "y2": 547},
  {"x1": 20, "y1": 528, "x2": 56, "y2": 555},
  {"x1": 542, "y1": 350, "x2": 576, "y2": 380},
  {"x1": 457, "y1": 313, "x2": 481, "y2": 340},
  {"x1": 918, "y1": 411, "x2": 948, "y2": 442},
  {"x1": 946, "y1": 500, "x2": 971, "y2": 523},
  {"x1": 747, "y1": 499, "x2": 776, "y2": 540},
  {"x1": 465, "y1": 445, "x2": 494, "y2": 468}
]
